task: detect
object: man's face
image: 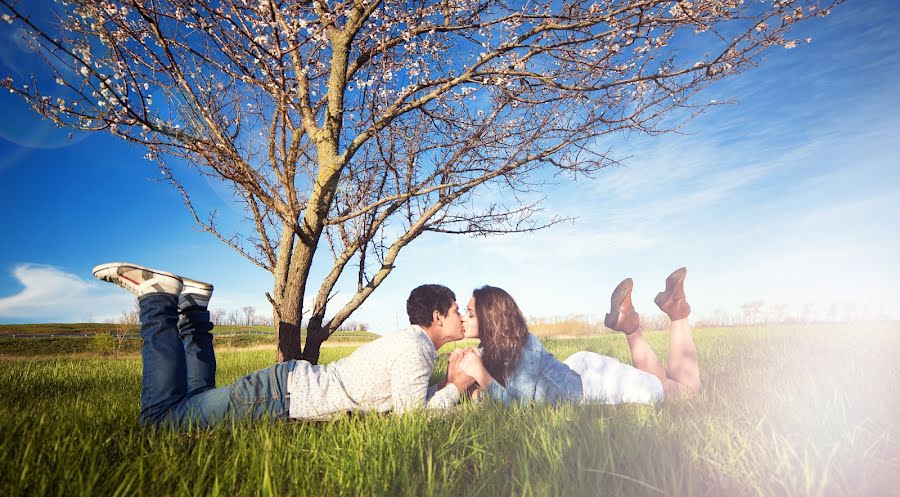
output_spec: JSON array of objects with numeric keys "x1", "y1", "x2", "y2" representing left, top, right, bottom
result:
[{"x1": 440, "y1": 302, "x2": 465, "y2": 342}]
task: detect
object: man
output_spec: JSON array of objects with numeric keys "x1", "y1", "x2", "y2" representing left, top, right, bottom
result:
[{"x1": 93, "y1": 262, "x2": 473, "y2": 429}]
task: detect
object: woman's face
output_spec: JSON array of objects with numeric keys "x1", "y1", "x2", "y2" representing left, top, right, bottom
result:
[{"x1": 463, "y1": 296, "x2": 479, "y2": 338}]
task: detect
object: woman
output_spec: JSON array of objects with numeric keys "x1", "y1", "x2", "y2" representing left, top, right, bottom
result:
[{"x1": 454, "y1": 267, "x2": 701, "y2": 405}]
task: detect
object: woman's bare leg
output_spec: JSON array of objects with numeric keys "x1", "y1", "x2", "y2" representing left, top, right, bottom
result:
[
  {"x1": 655, "y1": 267, "x2": 700, "y2": 396},
  {"x1": 605, "y1": 278, "x2": 669, "y2": 388},
  {"x1": 607, "y1": 268, "x2": 701, "y2": 398},
  {"x1": 625, "y1": 329, "x2": 668, "y2": 387},
  {"x1": 624, "y1": 322, "x2": 699, "y2": 398},
  {"x1": 665, "y1": 317, "x2": 700, "y2": 395}
]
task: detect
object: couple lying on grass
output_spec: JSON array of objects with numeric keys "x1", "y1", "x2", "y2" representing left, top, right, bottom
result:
[{"x1": 93, "y1": 263, "x2": 700, "y2": 429}]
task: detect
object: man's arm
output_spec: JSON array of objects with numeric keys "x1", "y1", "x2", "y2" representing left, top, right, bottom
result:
[
  {"x1": 390, "y1": 345, "x2": 463, "y2": 413},
  {"x1": 425, "y1": 351, "x2": 475, "y2": 408}
]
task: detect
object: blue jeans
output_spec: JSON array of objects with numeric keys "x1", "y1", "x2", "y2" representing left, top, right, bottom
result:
[{"x1": 138, "y1": 293, "x2": 292, "y2": 429}]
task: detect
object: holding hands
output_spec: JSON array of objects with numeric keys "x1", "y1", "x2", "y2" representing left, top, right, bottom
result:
[
  {"x1": 445, "y1": 348, "x2": 476, "y2": 394},
  {"x1": 449, "y1": 347, "x2": 494, "y2": 392}
]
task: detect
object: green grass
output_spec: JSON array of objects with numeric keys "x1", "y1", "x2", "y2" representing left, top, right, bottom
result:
[{"x1": 1, "y1": 324, "x2": 898, "y2": 496}]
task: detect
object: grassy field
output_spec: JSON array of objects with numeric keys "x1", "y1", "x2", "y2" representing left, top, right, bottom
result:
[
  {"x1": 0, "y1": 323, "x2": 380, "y2": 339},
  {"x1": 1, "y1": 323, "x2": 898, "y2": 496},
  {"x1": 0, "y1": 324, "x2": 378, "y2": 357},
  {"x1": 0, "y1": 323, "x2": 276, "y2": 336}
]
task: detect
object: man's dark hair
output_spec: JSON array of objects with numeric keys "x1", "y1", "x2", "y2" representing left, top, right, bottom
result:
[{"x1": 406, "y1": 284, "x2": 456, "y2": 327}]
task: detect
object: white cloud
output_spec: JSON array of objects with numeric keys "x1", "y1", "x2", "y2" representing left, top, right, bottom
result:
[
  {"x1": 0, "y1": 264, "x2": 133, "y2": 323},
  {"x1": 0, "y1": 264, "x2": 284, "y2": 324},
  {"x1": 585, "y1": 132, "x2": 787, "y2": 230}
]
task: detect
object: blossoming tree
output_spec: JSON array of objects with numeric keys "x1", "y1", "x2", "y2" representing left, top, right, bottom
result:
[{"x1": 0, "y1": 0, "x2": 838, "y2": 362}]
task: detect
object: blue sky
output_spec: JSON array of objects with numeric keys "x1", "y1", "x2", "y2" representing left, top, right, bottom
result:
[{"x1": 1, "y1": 2, "x2": 899, "y2": 331}]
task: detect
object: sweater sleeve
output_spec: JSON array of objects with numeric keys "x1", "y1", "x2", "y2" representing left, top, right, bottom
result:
[
  {"x1": 389, "y1": 343, "x2": 433, "y2": 414},
  {"x1": 389, "y1": 332, "x2": 462, "y2": 413},
  {"x1": 425, "y1": 383, "x2": 461, "y2": 409}
]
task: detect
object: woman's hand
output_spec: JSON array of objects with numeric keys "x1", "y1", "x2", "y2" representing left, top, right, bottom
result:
[{"x1": 457, "y1": 348, "x2": 494, "y2": 389}]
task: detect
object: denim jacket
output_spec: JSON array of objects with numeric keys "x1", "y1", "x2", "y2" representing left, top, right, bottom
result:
[{"x1": 485, "y1": 333, "x2": 583, "y2": 406}]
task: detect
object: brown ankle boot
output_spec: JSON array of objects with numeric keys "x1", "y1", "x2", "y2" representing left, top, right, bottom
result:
[
  {"x1": 654, "y1": 267, "x2": 691, "y2": 321},
  {"x1": 604, "y1": 278, "x2": 641, "y2": 335}
]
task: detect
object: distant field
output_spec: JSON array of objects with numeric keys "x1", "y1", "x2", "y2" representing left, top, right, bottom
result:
[
  {"x1": 0, "y1": 323, "x2": 379, "y2": 357},
  {"x1": 1, "y1": 323, "x2": 898, "y2": 496},
  {"x1": 0, "y1": 322, "x2": 380, "y2": 339}
]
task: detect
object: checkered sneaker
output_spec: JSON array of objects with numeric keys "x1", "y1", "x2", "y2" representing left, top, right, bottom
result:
[
  {"x1": 179, "y1": 276, "x2": 214, "y2": 312},
  {"x1": 92, "y1": 262, "x2": 183, "y2": 297}
]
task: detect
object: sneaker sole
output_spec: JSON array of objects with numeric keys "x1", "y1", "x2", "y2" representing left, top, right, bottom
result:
[
  {"x1": 91, "y1": 263, "x2": 211, "y2": 291},
  {"x1": 182, "y1": 277, "x2": 213, "y2": 292},
  {"x1": 92, "y1": 262, "x2": 181, "y2": 281}
]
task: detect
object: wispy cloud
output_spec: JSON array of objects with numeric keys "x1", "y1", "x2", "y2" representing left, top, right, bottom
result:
[
  {"x1": 578, "y1": 131, "x2": 789, "y2": 235},
  {"x1": 0, "y1": 264, "x2": 284, "y2": 324},
  {"x1": 470, "y1": 228, "x2": 657, "y2": 265},
  {"x1": 0, "y1": 264, "x2": 133, "y2": 323}
]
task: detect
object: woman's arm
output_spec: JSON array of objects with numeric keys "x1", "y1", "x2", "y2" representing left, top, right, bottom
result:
[
  {"x1": 460, "y1": 348, "x2": 538, "y2": 406},
  {"x1": 458, "y1": 348, "x2": 526, "y2": 406}
]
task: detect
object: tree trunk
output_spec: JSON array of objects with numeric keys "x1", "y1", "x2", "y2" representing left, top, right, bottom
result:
[
  {"x1": 275, "y1": 279, "x2": 305, "y2": 362},
  {"x1": 300, "y1": 317, "x2": 329, "y2": 365},
  {"x1": 275, "y1": 319, "x2": 303, "y2": 362}
]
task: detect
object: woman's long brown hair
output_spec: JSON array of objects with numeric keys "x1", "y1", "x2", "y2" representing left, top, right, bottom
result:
[{"x1": 473, "y1": 286, "x2": 529, "y2": 385}]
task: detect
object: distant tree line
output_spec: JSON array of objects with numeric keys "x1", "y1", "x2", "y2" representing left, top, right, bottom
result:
[
  {"x1": 696, "y1": 300, "x2": 891, "y2": 327},
  {"x1": 528, "y1": 300, "x2": 891, "y2": 335},
  {"x1": 114, "y1": 299, "x2": 882, "y2": 335},
  {"x1": 109, "y1": 301, "x2": 370, "y2": 331},
  {"x1": 209, "y1": 307, "x2": 368, "y2": 332}
]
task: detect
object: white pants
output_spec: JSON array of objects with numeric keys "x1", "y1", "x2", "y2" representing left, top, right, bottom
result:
[{"x1": 563, "y1": 351, "x2": 664, "y2": 405}]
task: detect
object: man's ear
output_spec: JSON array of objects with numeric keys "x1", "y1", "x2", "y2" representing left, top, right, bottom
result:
[{"x1": 432, "y1": 309, "x2": 442, "y2": 327}]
